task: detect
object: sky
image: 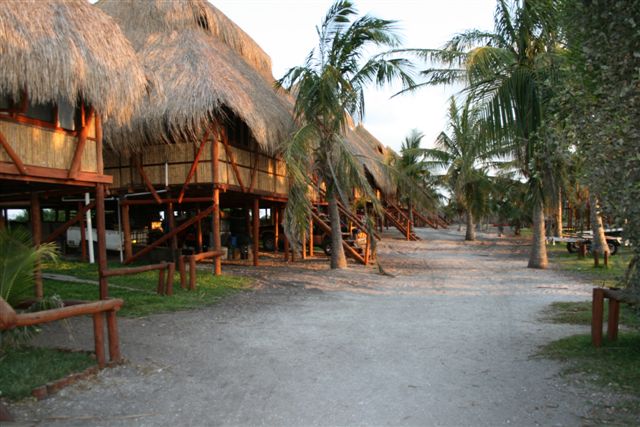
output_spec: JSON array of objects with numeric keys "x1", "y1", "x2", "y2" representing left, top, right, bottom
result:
[{"x1": 214, "y1": 0, "x2": 496, "y2": 152}]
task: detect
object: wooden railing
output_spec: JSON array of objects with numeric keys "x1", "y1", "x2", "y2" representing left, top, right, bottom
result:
[
  {"x1": 104, "y1": 262, "x2": 175, "y2": 296},
  {"x1": 0, "y1": 297, "x2": 123, "y2": 368}
]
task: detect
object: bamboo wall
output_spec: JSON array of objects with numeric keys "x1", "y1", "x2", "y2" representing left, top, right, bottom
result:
[
  {"x1": 104, "y1": 139, "x2": 288, "y2": 196},
  {"x1": 0, "y1": 119, "x2": 97, "y2": 173}
]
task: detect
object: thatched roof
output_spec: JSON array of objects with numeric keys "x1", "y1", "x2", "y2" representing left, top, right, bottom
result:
[
  {"x1": 97, "y1": 0, "x2": 293, "y2": 154},
  {"x1": 0, "y1": 0, "x2": 147, "y2": 127},
  {"x1": 344, "y1": 124, "x2": 396, "y2": 197}
]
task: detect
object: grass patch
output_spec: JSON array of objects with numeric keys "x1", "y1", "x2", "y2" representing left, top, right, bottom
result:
[
  {"x1": 42, "y1": 260, "x2": 253, "y2": 317},
  {"x1": 543, "y1": 301, "x2": 640, "y2": 328},
  {"x1": 0, "y1": 346, "x2": 95, "y2": 400},
  {"x1": 546, "y1": 243, "x2": 632, "y2": 287}
]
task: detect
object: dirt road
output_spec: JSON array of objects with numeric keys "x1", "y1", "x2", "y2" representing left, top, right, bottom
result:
[{"x1": 12, "y1": 228, "x2": 594, "y2": 426}]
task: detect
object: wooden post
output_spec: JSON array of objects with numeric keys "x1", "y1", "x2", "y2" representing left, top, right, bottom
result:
[
  {"x1": 252, "y1": 198, "x2": 259, "y2": 266},
  {"x1": 106, "y1": 310, "x2": 121, "y2": 363},
  {"x1": 592, "y1": 287, "x2": 604, "y2": 347},
  {"x1": 79, "y1": 202, "x2": 87, "y2": 262},
  {"x1": 301, "y1": 229, "x2": 307, "y2": 260},
  {"x1": 95, "y1": 184, "x2": 109, "y2": 299},
  {"x1": 121, "y1": 203, "x2": 132, "y2": 262},
  {"x1": 212, "y1": 130, "x2": 222, "y2": 276},
  {"x1": 603, "y1": 251, "x2": 609, "y2": 268},
  {"x1": 309, "y1": 216, "x2": 314, "y2": 257},
  {"x1": 607, "y1": 296, "x2": 620, "y2": 341},
  {"x1": 594, "y1": 250, "x2": 600, "y2": 268},
  {"x1": 189, "y1": 256, "x2": 197, "y2": 290},
  {"x1": 406, "y1": 218, "x2": 411, "y2": 240},
  {"x1": 196, "y1": 206, "x2": 203, "y2": 253},
  {"x1": 0, "y1": 208, "x2": 5, "y2": 230},
  {"x1": 30, "y1": 193, "x2": 43, "y2": 299},
  {"x1": 93, "y1": 313, "x2": 105, "y2": 368},
  {"x1": 273, "y1": 207, "x2": 279, "y2": 254},
  {"x1": 167, "y1": 202, "x2": 177, "y2": 261},
  {"x1": 166, "y1": 262, "x2": 175, "y2": 296},
  {"x1": 579, "y1": 242, "x2": 587, "y2": 259},
  {"x1": 157, "y1": 267, "x2": 165, "y2": 295},
  {"x1": 178, "y1": 256, "x2": 186, "y2": 289}
]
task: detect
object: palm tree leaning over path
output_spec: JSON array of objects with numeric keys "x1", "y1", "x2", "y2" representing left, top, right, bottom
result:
[
  {"x1": 423, "y1": 97, "x2": 490, "y2": 241},
  {"x1": 402, "y1": 0, "x2": 560, "y2": 267},
  {"x1": 277, "y1": 0, "x2": 414, "y2": 269}
]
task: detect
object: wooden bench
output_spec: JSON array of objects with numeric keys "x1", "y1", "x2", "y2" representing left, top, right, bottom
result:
[{"x1": 0, "y1": 296, "x2": 124, "y2": 368}]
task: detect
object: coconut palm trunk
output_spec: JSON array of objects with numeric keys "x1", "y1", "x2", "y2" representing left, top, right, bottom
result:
[
  {"x1": 328, "y1": 192, "x2": 348, "y2": 269},
  {"x1": 528, "y1": 199, "x2": 548, "y2": 268},
  {"x1": 465, "y1": 210, "x2": 476, "y2": 241},
  {"x1": 589, "y1": 193, "x2": 609, "y2": 257}
]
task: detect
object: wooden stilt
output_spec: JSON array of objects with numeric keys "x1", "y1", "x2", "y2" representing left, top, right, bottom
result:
[
  {"x1": 196, "y1": 206, "x2": 203, "y2": 253},
  {"x1": 166, "y1": 261, "x2": 175, "y2": 296},
  {"x1": 603, "y1": 251, "x2": 609, "y2": 268},
  {"x1": 95, "y1": 184, "x2": 108, "y2": 299},
  {"x1": 121, "y1": 202, "x2": 132, "y2": 262},
  {"x1": 0, "y1": 208, "x2": 5, "y2": 230},
  {"x1": 594, "y1": 251, "x2": 600, "y2": 268},
  {"x1": 31, "y1": 193, "x2": 43, "y2": 299},
  {"x1": 211, "y1": 128, "x2": 222, "y2": 275},
  {"x1": 309, "y1": 216, "x2": 314, "y2": 257},
  {"x1": 301, "y1": 228, "x2": 307, "y2": 260},
  {"x1": 253, "y1": 198, "x2": 259, "y2": 266},
  {"x1": 79, "y1": 202, "x2": 87, "y2": 262},
  {"x1": 167, "y1": 202, "x2": 177, "y2": 260},
  {"x1": 273, "y1": 207, "x2": 279, "y2": 254}
]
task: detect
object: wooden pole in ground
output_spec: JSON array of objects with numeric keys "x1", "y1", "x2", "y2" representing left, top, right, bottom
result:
[
  {"x1": 167, "y1": 202, "x2": 177, "y2": 261},
  {"x1": 301, "y1": 228, "x2": 307, "y2": 260},
  {"x1": 604, "y1": 251, "x2": 609, "y2": 268},
  {"x1": 212, "y1": 129, "x2": 222, "y2": 275},
  {"x1": 591, "y1": 287, "x2": 604, "y2": 347},
  {"x1": 196, "y1": 206, "x2": 203, "y2": 253},
  {"x1": 92, "y1": 312, "x2": 105, "y2": 368},
  {"x1": 0, "y1": 208, "x2": 5, "y2": 230},
  {"x1": 273, "y1": 206, "x2": 279, "y2": 254},
  {"x1": 30, "y1": 192, "x2": 43, "y2": 299},
  {"x1": 252, "y1": 198, "x2": 259, "y2": 266},
  {"x1": 121, "y1": 202, "x2": 132, "y2": 261},
  {"x1": 106, "y1": 310, "x2": 121, "y2": 363},
  {"x1": 579, "y1": 242, "x2": 587, "y2": 259},
  {"x1": 607, "y1": 296, "x2": 620, "y2": 341},
  {"x1": 95, "y1": 184, "x2": 109, "y2": 299},
  {"x1": 593, "y1": 250, "x2": 600, "y2": 268},
  {"x1": 79, "y1": 202, "x2": 87, "y2": 262},
  {"x1": 309, "y1": 216, "x2": 314, "y2": 257}
]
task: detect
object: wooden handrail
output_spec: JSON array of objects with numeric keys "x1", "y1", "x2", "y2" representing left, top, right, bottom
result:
[
  {"x1": 104, "y1": 262, "x2": 174, "y2": 296},
  {"x1": 12, "y1": 299, "x2": 123, "y2": 328}
]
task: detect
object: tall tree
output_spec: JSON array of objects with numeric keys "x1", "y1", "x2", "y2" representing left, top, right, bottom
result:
[
  {"x1": 397, "y1": 129, "x2": 428, "y2": 227},
  {"x1": 423, "y1": 97, "x2": 491, "y2": 241},
  {"x1": 404, "y1": 0, "x2": 560, "y2": 267},
  {"x1": 277, "y1": 0, "x2": 414, "y2": 268}
]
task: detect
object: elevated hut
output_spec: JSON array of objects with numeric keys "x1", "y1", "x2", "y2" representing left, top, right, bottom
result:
[
  {"x1": 97, "y1": 0, "x2": 294, "y2": 270},
  {"x1": 0, "y1": 0, "x2": 147, "y2": 298}
]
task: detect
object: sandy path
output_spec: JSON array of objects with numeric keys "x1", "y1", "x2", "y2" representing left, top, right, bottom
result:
[{"x1": 11, "y1": 228, "x2": 594, "y2": 426}]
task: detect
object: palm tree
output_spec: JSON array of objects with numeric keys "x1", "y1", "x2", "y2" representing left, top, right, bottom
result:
[
  {"x1": 277, "y1": 0, "x2": 414, "y2": 268},
  {"x1": 405, "y1": 0, "x2": 560, "y2": 267},
  {"x1": 397, "y1": 129, "x2": 428, "y2": 226},
  {"x1": 423, "y1": 97, "x2": 491, "y2": 241}
]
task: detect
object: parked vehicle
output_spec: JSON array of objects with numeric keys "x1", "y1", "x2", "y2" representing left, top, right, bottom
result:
[
  {"x1": 561, "y1": 229, "x2": 624, "y2": 255},
  {"x1": 66, "y1": 226, "x2": 124, "y2": 251}
]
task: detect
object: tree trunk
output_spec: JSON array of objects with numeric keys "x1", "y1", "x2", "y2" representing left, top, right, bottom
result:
[
  {"x1": 554, "y1": 189, "x2": 563, "y2": 237},
  {"x1": 465, "y1": 211, "x2": 476, "y2": 241},
  {"x1": 328, "y1": 192, "x2": 347, "y2": 269},
  {"x1": 528, "y1": 199, "x2": 548, "y2": 269},
  {"x1": 589, "y1": 193, "x2": 609, "y2": 256}
]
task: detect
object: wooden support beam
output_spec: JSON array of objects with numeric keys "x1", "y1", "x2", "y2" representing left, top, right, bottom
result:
[
  {"x1": 95, "y1": 184, "x2": 109, "y2": 299},
  {"x1": 121, "y1": 203, "x2": 132, "y2": 261},
  {"x1": 178, "y1": 133, "x2": 209, "y2": 203},
  {"x1": 93, "y1": 313, "x2": 105, "y2": 368},
  {"x1": 0, "y1": 208, "x2": 5, "y2": 230},
  {"x1": 273, "y1": 207, "x2": 279, "y2": 254},
  {"x1": 607, "y1": 296, "x2": 620, "y2": 341},
  {"x1": 253, "y1": 198, "x2": 259, "y2": 266},
  {"x1": 221, "y1": 129, "x2": 246, "y2": 192},
  {"x1": 0, "y1": 129, "x2": 27, "y2": 175},
  {"x1": 43, "y1": 202, "x2": 95, "y2": 244},
  {"x1": 106, "y1": 310, "x2": 121, "y2": 363},
  {"x1": 134, "y1": 158, "x2": 162, "y2": 204},
  {"x1": 124, "y1": 205, "x2": 214, "y2": 265},
  {"x1": 212, "y1": 128, "x2": 222, "y2": 275},
  {"x1": 68, "y1": 108, "x2": 95, "y2": 179},
  {"x1": 30, "y1": 193, "x2": 43, "y2": 299},
  {"x1": 248, "y1": 154, "x2": 259, "y2": 194}
]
